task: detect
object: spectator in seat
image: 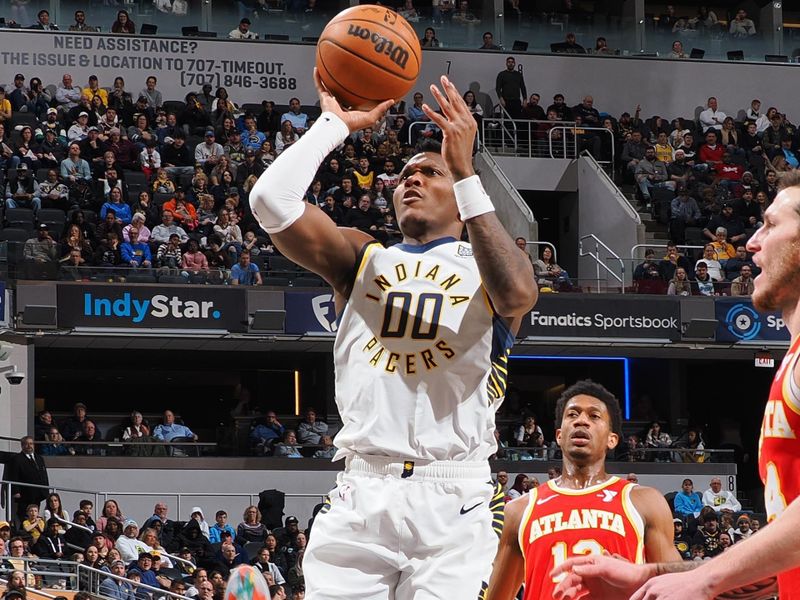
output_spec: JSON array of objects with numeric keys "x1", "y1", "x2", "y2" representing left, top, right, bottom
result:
[
  {"x1": 156, "y1": 233, "x2": 183, "y2": 273},
  {"x1": 133, "y1": 191, "x2": 160, "y2": 230},
  {"x1": 41, "y1": 426, "x2": 70, "y2": 456},
  {"x1": 699, "y1": 97, "x2": 726, "y2": 133},
  {"x1": 122, "y1": 411, "x2": 151, "y2": 442},
  {"x1": 762, "y1": 114, "x2": 786, "y2": 156},
  {"x1": 514, "y1": 415, "x2": 544, "y2": 448},
  {"x1": 209, "y1": 511, "x2": 236, "y2": 545},
  {"x1": 195, "y1": 130, "x2": 225, "y2": 172},
  {"x1": 635, "y1": 146, "x2": 674, "y2": 204},
  {"x1": 252, "y1": 547, "x2": 286, "y2": 585},
  {"x1": 673, "y1": 518, "x2": 692, "y2": 559},
  {"x1": 633, "y1": 249, "x2": 661, "y2": 281},
  {"x1": 669, "y1": 187, "x2": 701, "y2": 244},
  {"x1": 715, "y1": 152, "x2": 744, "y2": 190},
  {"x1": 38, "y1": 169, "x2": 69, "y2": 209},
  {"x1": 5, "y1": 163, "x2": 41, "y2": 212},
  {"x1": 181, "y1": 239, "x2": 209, "y2": 275},
  {"x1": 553, "y1": 32, "x2": 586, "y2": 54},
  {"x1": 479, "y1": 31, "x2": 500, "y2": 50},
  {"x1": 669, "y1": 40, "x2": 686, "y2": 59},
  {"x1": 296, "y1": 409, "x2": 328, "y2": 445},
  {"x1": 153, "y1": 410, "x2": 198, "y2": 443},
  {"x1": 115, "y1": 520, "x2": 151, "y2": 563},
  {"x1": 236, "y1": 506, "x2": 269, "y2": 545},
  {"x1": 274, "y1": 430, "x2": 303, "y2": 459},
  {"x1": 152, "y1": 210, "x2": 190, "y2": 246},
  {"x1": 732, "y1": 515, "x2": 752, "y2": 543},
  {"x1": 704, "y1": 203, "x2": 746, "y2": 244},
  {"x1": 645, "y1": 421, "x2": 672, "y2": 460},
  {"x1": 60, "y1": 142, "x2": 92, "y2": 186},
  {"x1": 97, "y1": 211, "x2": 124, "y2": 246},
  {"x1": 250, "y1": 411, "x2": 286, "y2": 452},
  {"x1": 729, "y1": 9, "x2": 756, "y2": 37},
  {"x1": 33, "y1": 518, "x2": 65, "y2": 560},
  {"x1": 702, "y1": 477, "x2": 742, "y2": 514},
  {"x1": 121, "y1": 228, "x2": 152, "y2": 269},
  {"x1": 24, "y1": 224, "x2": 58, "y2": 265},
  {"x1": 177, "y1": 520, "x2": 213, "y2": 564},
  {"x1": 55, "y1": 73, "x2": 82, "y2": 111},
  {"x1": 312, "y1": 435, "x2": 336, "y2": 459},
  {"x1": 230, "y1": 249, "x2": 262, "y2": 286},
  {"x1": 710, "y1": 227, "x2": 736, "y2": 263},
  {"x1": 692, "y1": 262, "x2": 716, "y2": 297},
  {"x1": 667, "y1": 267, "x2": 692, "y2": 296},
  {"x1": 621, "y1": 130, "x2": 648, "y2": 177},
  {"x1": 162, "y1": 133, "x2": 195, "y2": 179},
  {"x1": 60, "y1": 402, "x2": 90, "y2": 441},
  {"x1": 75, "y1": 419, "x2": 105, "y2": 455},
  {"x1": 101, "y1": 187, "x2": 133, "y2": 227},
  {"x1": 725, "y1": 245, "x2": 759, "y2": 280},
  {"x1": 100, "y1": 559, "x2": 135, "y2": 600},
  {"x1": 213, "y1": 543, "x2": 246, "y2": 578},
  {"x1": 693, "y1": 511, "x2": 723, "y2": 557},
  {"x1": 111, "y1": 10, "x2": 136, "y2": 34},
  {"x1": 675, "y1": 478, "x2": 703, "y2": 519},
  {"x1": 731, "y1": 264, "x2": 755, "y2": 296},
  {"x1": 280, "y1": 98, "x2": 309, "y2": 135}
]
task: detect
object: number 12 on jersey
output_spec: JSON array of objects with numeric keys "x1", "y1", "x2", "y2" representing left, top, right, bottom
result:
[{"x1": 551, "y1": 540, "x2": 606, "y2": 582}]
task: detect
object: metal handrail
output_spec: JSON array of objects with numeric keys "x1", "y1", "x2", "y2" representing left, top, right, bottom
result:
[
  {"x1": 475, "y1": 141, "x2": 536, "y2": 223},
  {"x1": 76, "y1": 563, "x2": 192, "y2": 600},
  {"x1": 579, "y1": 150, "x2": 640, "y2": 224},
  {"x1": 0, "y1": 578, "x2": 59, "y2": 600},
  {"x1": 579, "y1": 234, "x2": 626, "y2": 293},
  {"x1": 493, "y1": 103, "x2": 518, "y2": 149},
  {"x1": 52, "y1": 514, "x2": 93, "y2": 533}
]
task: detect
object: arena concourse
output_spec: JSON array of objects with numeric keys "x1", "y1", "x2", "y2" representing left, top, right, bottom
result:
[{"x1": 0, "y1": 1, "x2": 795, "y2": 599}]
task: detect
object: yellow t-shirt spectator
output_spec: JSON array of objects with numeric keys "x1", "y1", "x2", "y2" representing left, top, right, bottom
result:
[
  {"x1": 654, "y1": 143, "x2": 674, "y2": 164},
  {"x1": 83, "y1": 86, "x2": 108, "y2": 107}
]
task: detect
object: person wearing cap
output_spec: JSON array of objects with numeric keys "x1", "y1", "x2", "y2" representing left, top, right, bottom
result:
[
  {"x1": 673, "y1": 518, "x2": 692, "y2": 559},
  {"x1": 116, "y1": 520, "x2": 151, "y2": 563},
  {"x1": 83, "y1": 75, "x2": 108, "y2": 108},
  {"x1": 7, "y1": 74, "x2": 29, "y2": 112},
  {"x1": 669, "y1": 187, "x2": 701, "y2": 245},
  {"x1": 100, "y1": 559, "x2": 135, "y2": 600},
  {"x1": 68, "y1": 111, "x2": 90, "y2": 142},
  {"x1": 33, "y1": 518, "x2": 65, "y2": 560},
  {"x1": 704, "y1": 202, "x2": 746, "y2": 244},
  {"x1": 39, "y1": 107, "x2": 66, "y2": 142},
  {"x1": 195, "y1": 129, "x2": 224, "y2": 171},
  {"x1": 5, "y1": 161, "x2": 42, "y2": 213},
  {"x1": 229, "y1": 17, "x2": 258, "y2": 39},
  {"x1": 0, "y1": 522, "x2": 12, "y2": 548}
]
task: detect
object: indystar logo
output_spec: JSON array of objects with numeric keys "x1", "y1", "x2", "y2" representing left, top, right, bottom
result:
[{"x1": 83, "y1": 292, "x2": 221, "y2": 324}]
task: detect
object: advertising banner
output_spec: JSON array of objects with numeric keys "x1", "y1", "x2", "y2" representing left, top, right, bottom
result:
[
  {"x1": 518, "y1": 295, "x2": 682, "y2": 340},
  {"x1": 715, "y1": 297, "x2": 790, "y2": 343},
  {"x1": 57, "y1": 283, "x2": 248, "y2": 331},
  {"x1": 284, "y1": 290, "x2": 337, "y2": 335}
]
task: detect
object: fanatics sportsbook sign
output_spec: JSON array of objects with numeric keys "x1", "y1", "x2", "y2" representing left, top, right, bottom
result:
[
  {"x1": 57, "y1": 283, "x2": 248, "y2": 332},
  {"x1": 518, "y1": 295, "x2": 681, "y2": 340}
]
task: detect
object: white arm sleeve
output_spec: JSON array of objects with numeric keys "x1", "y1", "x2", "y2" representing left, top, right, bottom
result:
[{"x1": 250, "y1": 112, "x2": 349, "y2": 234}]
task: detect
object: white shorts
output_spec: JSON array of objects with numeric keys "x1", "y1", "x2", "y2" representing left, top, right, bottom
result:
[{"x1": 304, "y1": 455, "x2": 504, "y2": 600}]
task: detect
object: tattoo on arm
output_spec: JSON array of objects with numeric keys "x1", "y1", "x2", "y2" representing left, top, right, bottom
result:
[{"x1": 465, "y1": 213, "x2": 534, "y2": 316}]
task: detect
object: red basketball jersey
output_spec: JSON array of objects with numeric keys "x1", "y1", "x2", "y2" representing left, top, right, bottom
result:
[
  {"x1": 759, "y1": 334, "x2": 800, "y2": 598},
  {"x1": 518, "y1": 477, "x2": 644, "y2": 600}
]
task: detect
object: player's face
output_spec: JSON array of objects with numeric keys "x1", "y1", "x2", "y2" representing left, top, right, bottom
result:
[
  {"x1": 556, "y1": 395, "x2": 618, "y2": 462},
  {"x1": 747, "y1": 188, "x2": 800, "y2": 312},
  {"x1": 393, "y1": 152, "x2": 460, "y2": 240}
]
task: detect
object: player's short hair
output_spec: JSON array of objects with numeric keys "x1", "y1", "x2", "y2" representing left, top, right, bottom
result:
[
  {"x1": 417, "y1": 139, "x2": 442, "y2": 154},
  {"x1": 554, "y1": 379, "x2": 622, "y2": 437}
]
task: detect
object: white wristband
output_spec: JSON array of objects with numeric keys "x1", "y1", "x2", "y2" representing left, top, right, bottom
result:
[{"x1": 453, "y1": 175, "x2": 494, "y2": 221}]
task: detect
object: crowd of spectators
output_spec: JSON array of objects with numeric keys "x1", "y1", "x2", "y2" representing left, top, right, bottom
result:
[
  {"x1": 0, "y1": 491, "x2": 307, "y2": 600},
  {"x1": 34, "y1": 403, "x2": 334, "y2": 459}
]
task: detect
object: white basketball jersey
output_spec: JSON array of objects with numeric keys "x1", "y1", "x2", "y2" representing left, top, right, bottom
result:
[{"x1": 332, "y1": 237, "x2": 514, "y2": 462}]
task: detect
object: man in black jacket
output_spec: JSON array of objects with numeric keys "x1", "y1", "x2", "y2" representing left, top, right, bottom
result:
[
  {"x1": 5, "y1": 436, "x2": 49, "y2": 526},
  {"x1": 495, "y1": 57, "x2": 527, "y2": 119}
]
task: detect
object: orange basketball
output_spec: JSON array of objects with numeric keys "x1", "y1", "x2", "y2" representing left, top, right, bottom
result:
[{"x1": 316, "y1": 5, "x2": 422, "y2": 110}]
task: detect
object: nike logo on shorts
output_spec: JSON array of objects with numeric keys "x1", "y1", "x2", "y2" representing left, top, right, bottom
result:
[{"x1": 460, "y1": 501, "x2": 483, "y2": 515}]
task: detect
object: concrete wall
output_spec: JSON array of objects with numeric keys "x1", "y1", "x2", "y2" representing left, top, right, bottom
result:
[
  {"x1": 475, "y1": 150, "x2": 537, "y2": 241},
  {"x1": 495, "y1": 158, "x2": 577, "y2": 192},
  {"x1": 576, "y1": 157, "x2": 644, "y2": 286},
  {"x1": 0, "y1": 338, "x2": 34, "y2": 452}
]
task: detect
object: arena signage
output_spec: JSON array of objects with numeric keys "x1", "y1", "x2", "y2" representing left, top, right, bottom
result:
[
  {"x1": 57, "y1": 284, "x2": 247, "y2": 331},
  {"x1": 714, "y1": 297, "x2": 790, "y2": 343},
  {"x1": 517, "y1": 295, "x2": 681, "y2": 340},
  {"x1": 284, "y1": 290, "x2": 337, "y2": 334}
]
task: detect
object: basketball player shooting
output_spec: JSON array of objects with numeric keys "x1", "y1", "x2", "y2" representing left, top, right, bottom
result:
[
  {"x1": 249, "y1": 71, "x2": 537, "y2": 599},
  {"x1": 485, "y1": 380, "x2": 680, "y2": 600},
  {"x1": 549, "y1": 174, "x2": 800, "y2": 600}
]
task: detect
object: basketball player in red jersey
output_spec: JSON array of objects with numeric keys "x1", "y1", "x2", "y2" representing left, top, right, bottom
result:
[
  {"x1": 485, "y1": 380, "x2": 680, "y2": 600},
  {"x1": 550, "y1": 174, "x2": 800, "y2": 599}
]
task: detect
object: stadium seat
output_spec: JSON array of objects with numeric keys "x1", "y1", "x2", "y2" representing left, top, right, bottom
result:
[
  {"x1": 36, "y1": 168, "x2": 51, "y2": 183},
  {"x1": 266, "y1": 34, "x2": 289, "y2": 41},
  {"x1": 0, "y1": 228, "x2": 31, "y2": 243},
  {"x1": 126, "y1": 273, "x2": 158, "y2": 283},
  {"x1": 181, "y1": 26, "x2": 200, "y2": 36},
  {"x1": 269, "y1": 256, "x2": 296, "y2": 273},
  {"x1": 263, "y1": 276, "x2": 290, "y2": 287},
  {"x1": 6, "y1": 208, "x2": 35, "y2": 228},
  {"x1": 154, "y1": 192, "x2": 174, "y2": 207},
  {"x1": 38, "y1": 209, "x2": 67, "y2": 230},
  {"x1": 124, "y1": 170, "x2": 148, "y2": 190},
  {"x1": 689, "y1": 48, "x2": 705, "y2": 59},
  {"x1": 727, "y1": 50, "x2": 744, "y2": 61},
  {"x1": 159, "y1": 274, "x2": 187, "y2": 284},
  {"x1": 140, "y1": 23, "x2": 158, "y2": 35},
  {"x1": 163, "y1": 100, "x2": 187, "y2": 113}
]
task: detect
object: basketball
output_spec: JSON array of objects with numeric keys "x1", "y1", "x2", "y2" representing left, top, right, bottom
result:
[{"x1": 316, "y1": 5, "x2": 422, "y2": 110}]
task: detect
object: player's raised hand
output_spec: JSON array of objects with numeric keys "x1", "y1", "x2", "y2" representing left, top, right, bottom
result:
[
  {"x1": 313, "y1": 68, "x2": 394, "y2": 134},
  {"x1": 550, "y1": 554, "x2": 651, "y2": 600},
  {"x1": 423, "y1": 75, "x2": 476, "y2": 181}
]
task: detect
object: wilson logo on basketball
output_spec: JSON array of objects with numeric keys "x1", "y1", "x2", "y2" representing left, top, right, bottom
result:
[{"x1": 346, "y1": 25, "x2": 410, "y2": 69}]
